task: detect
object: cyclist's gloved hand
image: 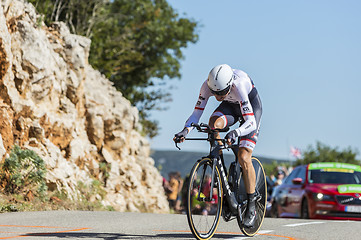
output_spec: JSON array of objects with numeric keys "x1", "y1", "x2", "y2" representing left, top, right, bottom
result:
[
  {"x1": 225, "y1": 130, "x2": 238, "y2": 145},
  {"x1": 174, "y1": 128, "x2": 189, "y2": 143}
]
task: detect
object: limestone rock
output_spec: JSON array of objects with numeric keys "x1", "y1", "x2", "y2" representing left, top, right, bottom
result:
[{"x1": 0, "y1": 0, "x2": 169, "y2": 213}]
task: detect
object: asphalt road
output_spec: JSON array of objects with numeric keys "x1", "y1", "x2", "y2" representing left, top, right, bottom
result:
[{"x1": 0, "y1": 211, "x2": 360, "y2": 240}]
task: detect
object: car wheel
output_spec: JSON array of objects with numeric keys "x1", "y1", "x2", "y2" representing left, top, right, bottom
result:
[{"x1": 301, "y1": 198, "x2": 309, "y2": 219}]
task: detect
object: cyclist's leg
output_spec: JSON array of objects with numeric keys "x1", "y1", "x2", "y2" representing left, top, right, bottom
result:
[
  {"x1": 238, "y1": 147, "x2": 255, "y2": 194},
  {"x1": 239, "y1": 156, "x2": 267, "y2": 236},
  {"x1": 209, "y1": 101, "x2": 239, "y2": 136},
  {"x1": 208, "y1": 113, "x2": 226, "y2": 140},
  {"x1": 237, "y1": 144, "x2": 257, "y2": 228},
  {"x1": 239, "y1": 89, "x2": 262, "y2": 194},
  {"x1": 238, "y1": 96, "x2": 262, "y2": 227},
  {"x1": 209, "y1": 102, "x2": 239, "y2": 159}
]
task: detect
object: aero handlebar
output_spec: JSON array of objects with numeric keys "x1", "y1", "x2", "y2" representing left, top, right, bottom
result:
[{"x1": 174, "y1": 123, "x2": 232, "y2": 150}]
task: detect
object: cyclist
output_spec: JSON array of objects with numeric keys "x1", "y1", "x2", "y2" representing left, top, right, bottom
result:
[{"x1": 173, "y1": 64, "x2": 262, "y2": 228}]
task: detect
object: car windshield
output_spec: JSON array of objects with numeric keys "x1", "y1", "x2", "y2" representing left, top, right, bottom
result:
[{"x1": 309, "y1": 169, "x2": 361, "y2": 184}]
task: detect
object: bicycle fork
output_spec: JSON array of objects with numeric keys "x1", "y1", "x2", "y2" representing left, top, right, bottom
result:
[{"x1": 213, "y1": 157, "x2": 240, "y2": 215}]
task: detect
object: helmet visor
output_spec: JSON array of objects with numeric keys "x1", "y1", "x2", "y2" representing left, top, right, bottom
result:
[{"x1": 209, "y1": 85, "x2": 231, "y2": 96}]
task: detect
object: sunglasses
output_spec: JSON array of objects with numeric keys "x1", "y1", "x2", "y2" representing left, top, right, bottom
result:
[{"x1": 209, "y1": 85, "x2": 231, "y2": 96}]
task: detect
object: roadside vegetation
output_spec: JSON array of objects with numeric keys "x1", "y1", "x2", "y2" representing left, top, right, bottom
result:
[
  {"x1": 0, "y1": 146, "x2": 113, "y2": 213},
  {"x1": 294, "y1": 141, "x2": 360, "y2": 166},
  {"x1": 263, "y1": 141, "x2": 360, "y2": 177}
]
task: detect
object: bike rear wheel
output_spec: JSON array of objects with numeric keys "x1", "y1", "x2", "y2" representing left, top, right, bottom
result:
[
  {"x1": 238, "y1": 157, "x2": 267, "y2": 237},
  {"x1": 186, "y1": 157, "x2": 223, "y2": 240}
]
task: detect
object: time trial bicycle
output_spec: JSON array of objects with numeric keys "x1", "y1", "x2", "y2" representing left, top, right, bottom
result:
[{"x1": 175, "y1": 123, "x2": 267, "y2": 239}]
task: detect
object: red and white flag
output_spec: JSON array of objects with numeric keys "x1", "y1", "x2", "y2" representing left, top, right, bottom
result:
[{"x1": 290, "y1": 146, "x2": 302, "y2": 159}]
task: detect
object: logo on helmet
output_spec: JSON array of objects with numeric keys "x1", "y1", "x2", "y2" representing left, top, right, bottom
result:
[{"x1": 215, "y1": 66, "x2": 223, "y2": 81}]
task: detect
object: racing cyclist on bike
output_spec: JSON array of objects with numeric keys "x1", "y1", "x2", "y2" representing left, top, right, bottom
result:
[{"x1": 173, "y1": 64, "x2": 262, "y2": 228}]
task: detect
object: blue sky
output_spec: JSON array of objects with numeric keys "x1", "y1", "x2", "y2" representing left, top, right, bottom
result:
[{"x1": 149, "y1": 0, "x2": 361, "y2": 160}]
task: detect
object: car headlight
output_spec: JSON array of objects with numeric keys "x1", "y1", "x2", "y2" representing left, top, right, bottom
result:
[{"x1": 313, "y1": 193, "x2": 334, "y2": 201}]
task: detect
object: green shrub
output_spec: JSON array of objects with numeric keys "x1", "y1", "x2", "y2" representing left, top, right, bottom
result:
[
  {"x1": 75, "y1": 180, "x2": 108, "y2": 210},
  {"x1": 0, "y1": 145, "x2": 47, "y2": 198},
  {"x1": 99, "y1": 161, "x2": 111, "y2": 184},
  {"x1": 0, "y1": 203, "x2": 17, "y2": 212}
]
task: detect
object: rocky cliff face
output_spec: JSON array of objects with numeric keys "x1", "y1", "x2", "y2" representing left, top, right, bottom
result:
[{"x1": 0, "y1": 0, "x2": 169, "y2": 213}]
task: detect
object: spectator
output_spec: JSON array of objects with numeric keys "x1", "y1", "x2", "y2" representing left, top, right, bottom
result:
[
  {"x1": 203, "y1": 187, "x2": 218, "y2": 215},
  {"x1": 201, "y1": 175, "x2": 212, "y2": 197},
  {"x1": 174, "y1": 171, "x2": 184, "y2": 212},
  {"x1": 269, "y1": 174, "x2": 276, "y2": 183},
  {"x1": 274, "y1": 170, "x2": 285, "y2": 186},
  {"x1": 180, "y1": 174, "x2": 190, "y2": 212},
  {"x1": 166, "y1": 172, "x2": 179, "y2": 211},
  {"x1": 162, "y1": 176, "x2": 171, "y2": 193}
]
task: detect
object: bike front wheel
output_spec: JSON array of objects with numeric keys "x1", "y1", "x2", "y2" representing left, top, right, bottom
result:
[
  {"x1": 186, "y1": 157, "x2": 223, "y2": 240},
  {"x1": 238, "y1": 157, "x2": 267, "y2": 237}
]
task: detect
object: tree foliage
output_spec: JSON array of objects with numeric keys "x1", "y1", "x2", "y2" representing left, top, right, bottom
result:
[
  {"x1": 28, "y1": 0, "x2": 199, "y2": 137},
  {"x1": 28, "y1": 0, "x2": 106, "y2": 37},
  {"x1": 295, "y1": 141, "x2": 360, "y2": 166}
]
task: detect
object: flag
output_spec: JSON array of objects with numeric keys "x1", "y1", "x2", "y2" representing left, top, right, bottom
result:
[{"x1": 290, "y1": 146, "x2": 302, "y2": 159}]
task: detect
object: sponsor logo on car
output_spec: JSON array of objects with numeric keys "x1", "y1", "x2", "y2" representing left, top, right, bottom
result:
[{"x1": 337, "y1": 184, "x2": 361, "y2": 194}]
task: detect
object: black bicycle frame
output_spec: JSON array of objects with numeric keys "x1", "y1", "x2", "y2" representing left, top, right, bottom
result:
[
  {"x1": 184, "y1": 137, "x2": 239, "y2": 214},
  {"x1": 175, "y1": 123, "x2": 241, "y2": 214},
  {"x1": 208, "y1": 142, "x2": 240, "y2": 214}
]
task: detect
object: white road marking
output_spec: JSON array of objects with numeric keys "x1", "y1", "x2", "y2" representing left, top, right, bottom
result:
[
  {"x1": 258, "y1": 230, "x2": 275, "y2": 234},
  {"x1": 284, "y1": 221, "x2": 324, "y2": 227}
]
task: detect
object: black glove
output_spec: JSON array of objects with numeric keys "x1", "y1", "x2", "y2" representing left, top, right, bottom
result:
[
  {"x1": 225, "y1": 130, "x2": 238, "y2": 144},
  {"x1": 174, "y1": 128, "x2": 188, "y2": 143}
]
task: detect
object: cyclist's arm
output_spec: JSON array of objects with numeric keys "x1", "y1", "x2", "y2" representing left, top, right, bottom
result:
[{"x1": 184, "y1": 80, "x2": 211, "y2": 131}]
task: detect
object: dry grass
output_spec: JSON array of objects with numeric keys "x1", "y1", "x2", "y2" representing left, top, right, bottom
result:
[{"x1": 0, "y1": 181, "x2": 115, "y2": 213}]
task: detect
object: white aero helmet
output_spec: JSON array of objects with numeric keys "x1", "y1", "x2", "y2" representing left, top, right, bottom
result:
[{"x1": 207, "y1": 64, "x2": 233, "y2": 95}]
